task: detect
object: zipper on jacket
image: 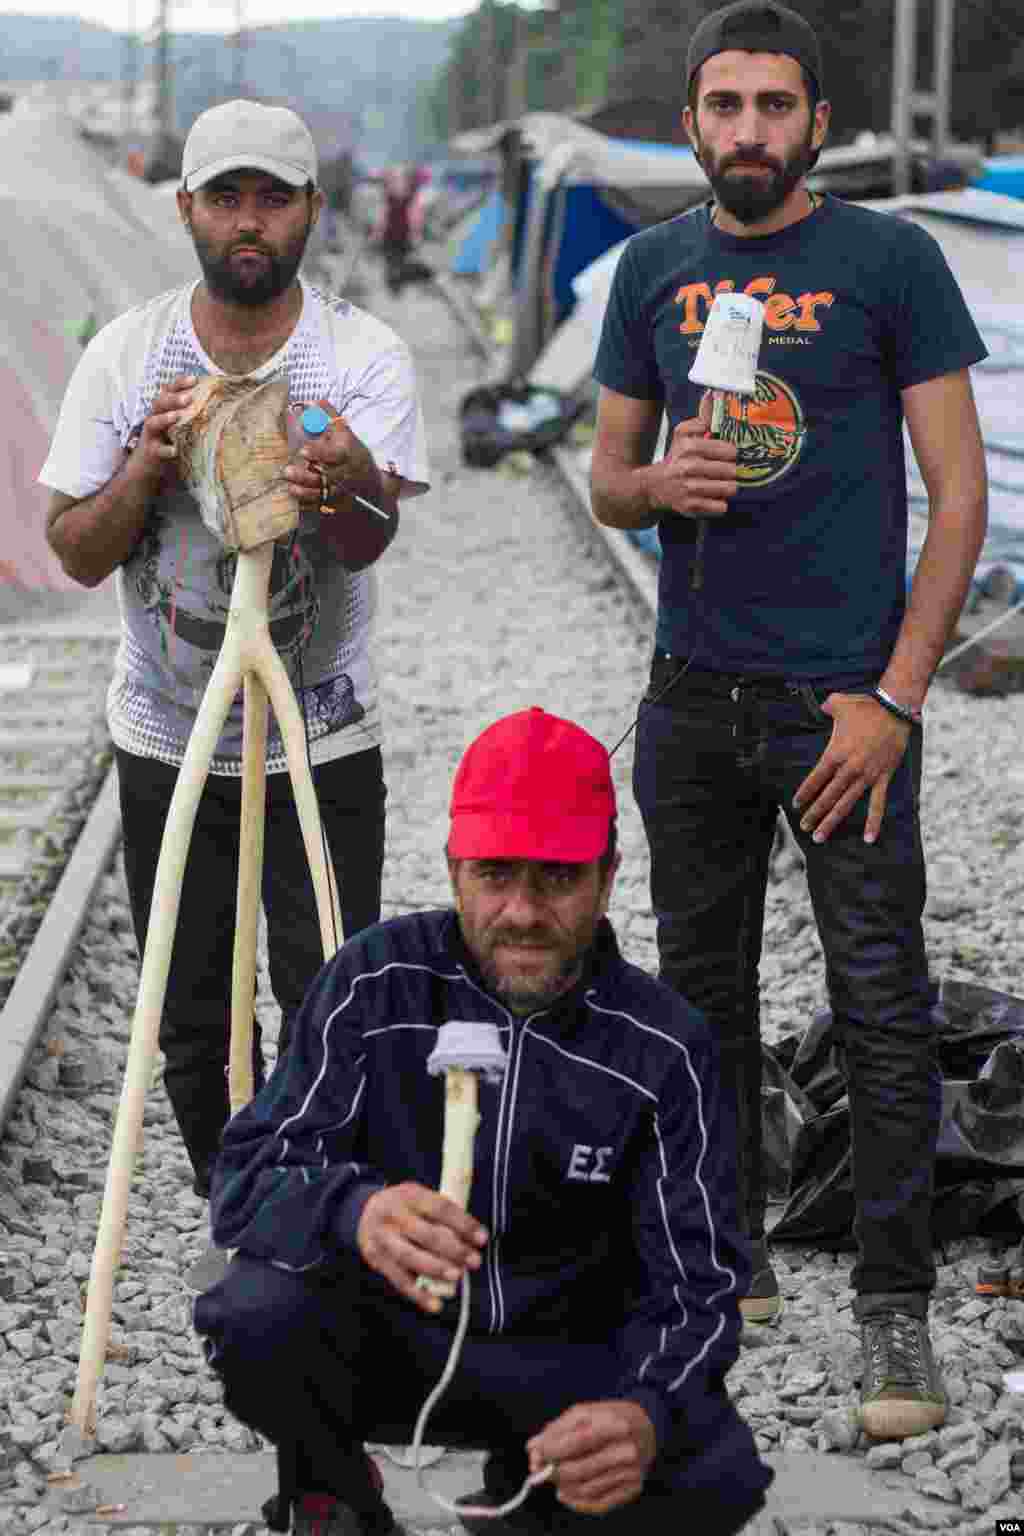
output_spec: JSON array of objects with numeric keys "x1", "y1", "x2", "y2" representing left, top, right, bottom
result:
[{"x1": 454, "y1": 965, "x2": 553, "y2": 1335}]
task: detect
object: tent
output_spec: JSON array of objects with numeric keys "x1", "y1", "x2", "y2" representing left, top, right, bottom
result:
[
  {"x1": 532, "y1": 186, "x2": 1024, "y2": 601},
  {"x1": 0, "y1": 101, "x2": 198, "y2": 592},
  {"x1": 0, "y1": 99, "x2": 333, "y2": 595},
  {"x1": 454, "y1": 114, "x2": 708, "y2": 380},
  {"x1": 859, "y1": 191, "x2": 1024, "y2": 597},
  {"x1": 450, "y1": 112, "x2": 985, "y2": 381},
  {"x1": 451, "y1": 186, "x2": 508, "y2": 278},
  {"x1": 973, "y1": 156, "x2": 1024, "y2": 201}
]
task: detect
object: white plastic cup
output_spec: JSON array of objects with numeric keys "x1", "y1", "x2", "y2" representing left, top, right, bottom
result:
[{"x1": 688, "y1": 292, "x2": 764, "y2": 397}]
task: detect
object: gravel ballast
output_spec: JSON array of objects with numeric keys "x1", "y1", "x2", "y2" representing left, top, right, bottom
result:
[{"x1": 3, "y1": 271, "x2": 1024, "y2": 1536}]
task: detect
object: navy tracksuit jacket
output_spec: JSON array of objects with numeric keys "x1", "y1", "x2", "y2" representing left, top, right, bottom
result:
[{"x1": 209, "y1": 909, "x2": 757, "y2": 1462}]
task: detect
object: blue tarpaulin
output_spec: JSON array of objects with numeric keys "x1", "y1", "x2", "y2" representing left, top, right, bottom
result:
[
  {"x1": 973, "y1": 157, "x2": 1024, "y2": 201},
  {"x1": 545, "y1": 142, "x2": 700, "y2": 326},
  {"x1": 452, "y1": 188, "x2": 507, "y2": 276}
]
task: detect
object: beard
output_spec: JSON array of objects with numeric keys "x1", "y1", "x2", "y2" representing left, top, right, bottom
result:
[
  {"x1": 475, "y1": 939, "x2": 585, "y2": 1015},
  {"x1": 699, "y1": 128, "x2": 817, "y2": 225},
  {"x1": 191, "y1": 214, "x2": 311, "y2": 306},
  {"x1": 462, "y1": 913, "x2": 594, "y2": 1015}
]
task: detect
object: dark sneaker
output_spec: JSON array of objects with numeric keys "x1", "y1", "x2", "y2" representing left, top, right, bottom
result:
[
  {"x1": 855, "y1": 1294, "x2": 946, "y2": 1440},
  {"x1": 739, "y1": 1239, "x2": 783, "y2": 1325},
  {"x1": 291, "y1": 1456, "x2": 405, "y2": 1536},
  {"x1": 457, "y1": 1487, "x2": 677, "y2": 1534},
  {"x1": 456, "y1": 1490, "x2": 552, "y2": 1535},
  {"x1": 292, "y1": 1491, "x2": 404, "y2": 1536},
  {"x1": 976, "y1": 1252, "x2": 1011, "y2": 1297},
  {"x1": 457, "y1": 1449, "x2": 556, "y2": 1534},
  {"x1": 977, "y1": 1244, "x2": 1024, "y2": 1299}
]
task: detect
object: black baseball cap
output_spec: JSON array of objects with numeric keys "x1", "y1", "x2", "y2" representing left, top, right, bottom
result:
[{"x1": 686, "y1": 2, "x2": 824, "y2": 96}]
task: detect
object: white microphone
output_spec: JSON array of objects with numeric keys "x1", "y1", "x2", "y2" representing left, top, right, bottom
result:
[{"x1": 416, "y1": 1022, "x2": 507, "y2": 1298}]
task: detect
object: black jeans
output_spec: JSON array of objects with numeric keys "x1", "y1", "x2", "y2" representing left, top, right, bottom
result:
[
  {"x1": 194, "y1": 1254, "x2": 771, "y2": 1535},
  {"x1": 633, "y1": 654, "x2": 940, "y2": 1296},
  {"x1": 116, "y1": 745, "x2": 386, "y2": 1192}
]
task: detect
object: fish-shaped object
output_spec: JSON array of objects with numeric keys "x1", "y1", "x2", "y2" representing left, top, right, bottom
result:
[{"x1": 172, "y1": 376, "x2": 299, "y2": 552}]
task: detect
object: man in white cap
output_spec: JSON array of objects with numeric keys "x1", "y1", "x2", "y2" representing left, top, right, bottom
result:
[{"x1": 40, "y1": 100, "x2": 430, "y2": 1205}]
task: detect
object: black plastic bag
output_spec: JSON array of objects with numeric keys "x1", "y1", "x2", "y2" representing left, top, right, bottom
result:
[
  {"x1": 765, "y1": 978, "x2": 1024, "y2": 1247},
  {"x1": 458, "y1": 383, "x2": 585, "y2": 469},
  {"x1": 771, "y1": 1101, "x2": 857, "y2": 1249},
  {"x1": 761, "y1": 1044, "x2": 816, "y2": 1201}
]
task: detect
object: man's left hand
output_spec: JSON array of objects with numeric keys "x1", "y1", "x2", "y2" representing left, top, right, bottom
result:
[
  {"x1": 792, "y1": 693, "x2": 913, "y2": 845},
  {"x1": 284, "y1": 399, "x2": 378, "y2": 509},
  {"x1": 526, "y1": 1400, "x2": 657, "y2": 1515}
]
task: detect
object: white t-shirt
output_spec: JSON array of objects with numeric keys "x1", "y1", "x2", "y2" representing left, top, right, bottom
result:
[{"x1": 39, "y1": 278, "x2": 429, "y2": 775}]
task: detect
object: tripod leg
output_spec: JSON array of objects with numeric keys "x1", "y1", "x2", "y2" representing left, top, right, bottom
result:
[
  {"x1": 229, "y1": 672, "x2": 268, "y2": 1116},
  {"x1": 257, "y1": 641, "x2": 343, "y2": 961},
  {"x1": 71, "y1": 635, "x2": 245, "y2": 1434}
]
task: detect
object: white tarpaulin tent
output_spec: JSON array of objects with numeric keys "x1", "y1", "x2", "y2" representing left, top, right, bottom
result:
[
  {"x1": 0, "y1": 101, "x2": 199, "y2": 589},
  {"x1": 539, "y1": 188, "x2": 1024, "y2": 597},
  {"x1": 451, "y1": 113, "x2": 983, "y2": 380},
  {"x1": 1, "y1": 98, "x2": 331, "y2": 591}
]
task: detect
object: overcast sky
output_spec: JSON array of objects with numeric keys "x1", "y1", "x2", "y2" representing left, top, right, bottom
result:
[{"x1": 0, "y1": 0, "x2": 480, "y2": 30}]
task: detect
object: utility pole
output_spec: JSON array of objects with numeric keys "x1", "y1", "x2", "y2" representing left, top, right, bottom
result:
[
  {"x1": 447, "y1": 42, "x2": 460, "y2": 138},
  {"x1": 507, "y1": 5, "x2": 528, "y2": 119},
  {"x1": 155, "y1": 0, "x2": 172, "y2": 147},
  {"x1": 891, "y1": 0, "x2": 955, "y2": 195},
  {"x1": 479, "y1": 0, "x2": 500, "y2": 127},
  {"x1": 120, "y1": 27, "x2": 137, "y2": 167},
  {"x1": 233, "y1": 0, "x2": 246, "y2": 96}
]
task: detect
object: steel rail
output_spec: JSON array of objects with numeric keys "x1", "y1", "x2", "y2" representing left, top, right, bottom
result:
[{"x1": 0, "y1": 627, "x2": 120, "y2": 1139}]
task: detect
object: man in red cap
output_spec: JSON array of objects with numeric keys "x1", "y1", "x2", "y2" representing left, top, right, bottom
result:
[{"x1": 194, "y1": 707, "x2": 769, "y2": 1536}]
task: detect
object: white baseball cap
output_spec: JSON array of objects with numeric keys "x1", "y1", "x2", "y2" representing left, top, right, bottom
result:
[{"x1": 181, "y1": 100, "x2": 318, "y2": 192}]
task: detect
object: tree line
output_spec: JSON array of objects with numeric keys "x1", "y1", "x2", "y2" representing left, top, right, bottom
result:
[{"x1": 413, "y1": 0, "x2": 1024, "y2": 153}]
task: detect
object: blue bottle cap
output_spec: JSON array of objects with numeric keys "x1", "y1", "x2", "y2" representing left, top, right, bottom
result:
[{"x1": 301, "y1": 405, "x2": 331, "y2": 436}]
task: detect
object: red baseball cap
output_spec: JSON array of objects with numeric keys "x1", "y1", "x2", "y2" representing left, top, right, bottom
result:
[{"x1": 448, "y1": 707, "x2": 616, "y2": 863}]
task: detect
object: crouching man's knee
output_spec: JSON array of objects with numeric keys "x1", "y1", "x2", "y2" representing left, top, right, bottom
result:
[{"x1": 193, "y1": 1254, "x2": 327, "y2": 1382}]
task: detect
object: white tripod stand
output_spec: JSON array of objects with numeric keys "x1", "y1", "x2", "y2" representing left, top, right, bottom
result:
[{"x1": 71, "y1": 535, "x2": 341, "y2": 1434}]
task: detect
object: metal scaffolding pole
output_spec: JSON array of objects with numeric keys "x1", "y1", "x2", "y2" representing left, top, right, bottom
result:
[
  {"x1": 932, "y1": 0, "x2": 955, "y2": 157},
  {"x1": 891, "y1": 0, "x2": 955, "y2": 196},
  {"x1": 447, "y1": 45, "x2": 460, "y2": 138},
  {"x1": 155, "y1": 0, "x2": 173, "y2": 145},
  {"x1": 233, "y1": 0, "x2": 246, "y2": 96},
  {"x1": 480, "y1": 0, "x2": 499, "y2": 127},
  {"x1": 507, "y1": 5, "x2": 528, "y2": 119},
  {"x1": 120, "y1": 28, "x2": 137, "y2": 165}
]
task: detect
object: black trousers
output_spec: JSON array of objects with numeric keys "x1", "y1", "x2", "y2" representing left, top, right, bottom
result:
[
  {"x1": 194, "y1": 1255, "x2": 771, "y2": 1535},
  {"x1": 116, "y1": 745, "x2": 386, "y2": 1192},
  {"x1": 633, "y1": 656, "x2": 940, "y2": 1296}
]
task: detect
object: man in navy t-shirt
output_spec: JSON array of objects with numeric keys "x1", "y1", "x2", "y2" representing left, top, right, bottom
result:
[{"x1": 591, "y1": 0, "x2": 988, "y2": 1443}]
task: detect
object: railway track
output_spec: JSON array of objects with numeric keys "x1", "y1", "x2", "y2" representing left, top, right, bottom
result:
[
  {"x1": 0, "y1": 624, "x2": 122, "y2": 1127},
  {"x1": 0, "y1": 273, "x2": 663, "y2": 1532},
  {"x1": 0, "y1": 271, "x2": 656, "y2": 1152},
  {"x1": 0, "y1": 628, "x2": 119, "y2": 994},
  {"x1": 2, "y1": 246, "x2": 1023, "y2": 1536}
]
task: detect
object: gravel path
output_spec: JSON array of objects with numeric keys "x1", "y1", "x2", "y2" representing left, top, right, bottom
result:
[{"x1": 3, "y1": 267, "x2": 1024, "y2": 1535}]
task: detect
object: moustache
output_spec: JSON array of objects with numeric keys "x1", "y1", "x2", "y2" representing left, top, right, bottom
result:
[
  {"x1": 491, "y1": 928, "x2": 555, "y2": 948},
  {"x1": 722, "y1": 155, "x2": 781, "y2": 173}
]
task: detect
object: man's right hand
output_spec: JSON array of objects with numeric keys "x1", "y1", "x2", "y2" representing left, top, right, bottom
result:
[
  {"x1": 648, "y1": 395, "x2": 738, "y2": 519},
  {"x1": 356, "y1": 1182, "x2": 488, "y2": 1314},
  {"x1": 129, "y1": 374, "x2": 197, "y2": 489}
]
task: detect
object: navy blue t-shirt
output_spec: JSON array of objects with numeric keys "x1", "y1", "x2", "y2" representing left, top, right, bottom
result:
[{"x1": 593, "y1": 196, "x2": 987, "y2": 683}]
